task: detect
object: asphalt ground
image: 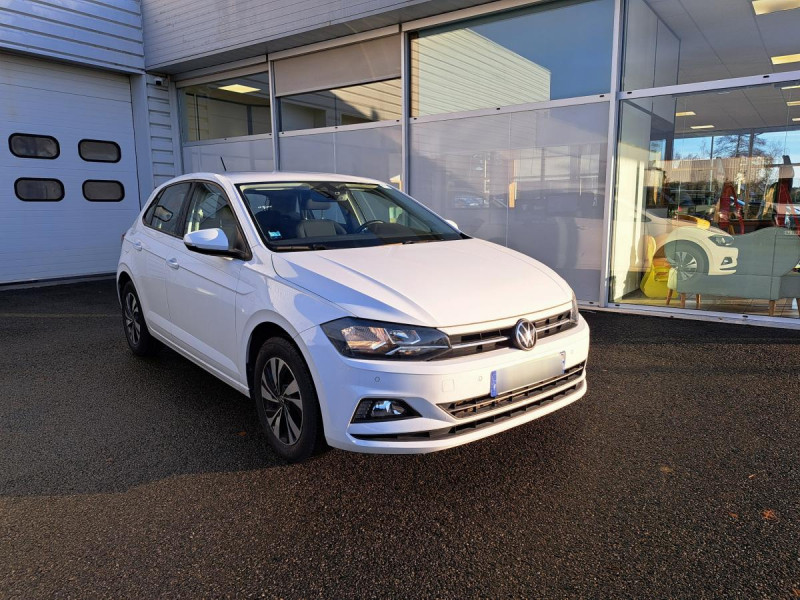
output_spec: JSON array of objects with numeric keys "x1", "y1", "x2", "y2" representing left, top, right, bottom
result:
[{"x1": 0, "y1": 280, "x2": 798, "y2": 599}]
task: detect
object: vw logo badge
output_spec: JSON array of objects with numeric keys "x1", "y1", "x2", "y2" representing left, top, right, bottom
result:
[{"x1": 513, "y1": 319, "x2": 536, "y2": 351}]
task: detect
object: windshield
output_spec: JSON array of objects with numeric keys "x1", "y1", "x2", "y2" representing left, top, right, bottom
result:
[{"x1": 236, "y1": 181, "x2": 465, "y2": 251}]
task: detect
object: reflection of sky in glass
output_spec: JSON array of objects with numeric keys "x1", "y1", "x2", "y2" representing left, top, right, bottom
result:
[
  {"x1": 674, "y1": 136, "x2": 712, "y2": 159},
  {"x1": 756, "y1": 130, "x2": 800, "y2": 164},
  {"x1": 471, "y1": 0, "x2": 614, "y2": 100},
  {"x1": 675, "y1": 130, "x2": 800, "y2": 163}
]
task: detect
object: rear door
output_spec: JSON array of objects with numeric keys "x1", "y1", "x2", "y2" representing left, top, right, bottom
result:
[{"x1": 133, "y1": 182, "x2": 193, "y2": 336}]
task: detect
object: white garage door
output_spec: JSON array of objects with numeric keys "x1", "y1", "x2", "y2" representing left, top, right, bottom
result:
[{"x1": 0, "y1": 54, "x2": 141, "y2": 283}]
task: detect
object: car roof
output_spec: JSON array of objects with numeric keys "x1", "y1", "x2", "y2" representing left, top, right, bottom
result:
[{"x1": 171, "y1": 171, "x2": 387, "y2": 186}]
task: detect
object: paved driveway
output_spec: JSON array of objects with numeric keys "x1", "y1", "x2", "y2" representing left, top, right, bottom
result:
[{"x1": 1, "y1": 280, "x2": 798, "y2": 598}]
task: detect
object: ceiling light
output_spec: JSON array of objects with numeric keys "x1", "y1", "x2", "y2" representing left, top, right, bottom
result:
[
  {"x1": 771, "y1": 53, "x2": 800, "y2": 65},
  {"x1": 218, "y1": 84, "x2": 261, "y2": 94},
  {"x1": 782, "y1": 84, "x2": 800, "y2": 89},
  {"x1": 752, "y1": 0, "x2": 800, "y2": 15},
  {"x1": 793, "y1": 117, "x2": 800, "y2": 122},
  {"x1": 787, "y1": 100, "x2": 800, "y2": 106},
  {"x1": 675, "y1": 111, "x2": 696, "y2": 117},
  {"x1": 690, "y1": 125, "x2": 715, "y2": 130}
]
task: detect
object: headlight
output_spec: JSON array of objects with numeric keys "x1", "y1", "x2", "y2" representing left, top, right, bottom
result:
[
  {"x1": 321, "y1": 317, "x2": 450, "y2": 360},
  {"x1": 571, "y1": 292, "x2": 579, "y2": 323},
  {"x1": 709, "y1": 234, "x2": 734, "y2": 246}
]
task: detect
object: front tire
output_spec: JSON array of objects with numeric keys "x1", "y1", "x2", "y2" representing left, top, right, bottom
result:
[
  {"x1": 121, "y1": 281, "x2": 161, "y2": 357},
  {"x1": 253, "y1": 337, "x2": 324, "y2": 462},
  {"x1": 669, "y1": 243, "x2": 708, "y2": 282}
]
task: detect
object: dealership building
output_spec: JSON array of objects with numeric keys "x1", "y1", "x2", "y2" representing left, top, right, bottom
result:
[{"x1": 2, "y1": 0, "x2": 800, "y2": 327}]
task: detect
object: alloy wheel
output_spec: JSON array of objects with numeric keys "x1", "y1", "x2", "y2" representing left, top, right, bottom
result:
[
  {"x1": 124, "y1": 292, "x2": 141, "y2": 346},
  {"x1": 261, "y1": 357, "x2": 303, "y2": 445},
  {"x1": 673, "y1": 250, "x2": 698, "y2": 281}
]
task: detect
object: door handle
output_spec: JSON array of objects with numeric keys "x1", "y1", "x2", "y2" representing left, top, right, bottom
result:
[
  {"x1": 166, "y1": 257, "x2": 180, "y2": 270},
  {"x1": 132, "y1": 240, "x2": 143, "y2": 251}
]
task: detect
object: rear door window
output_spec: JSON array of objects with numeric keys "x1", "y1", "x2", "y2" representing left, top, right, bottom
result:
[{"x1": 144, "y1": 182, "x2": 192, "y2": 237}]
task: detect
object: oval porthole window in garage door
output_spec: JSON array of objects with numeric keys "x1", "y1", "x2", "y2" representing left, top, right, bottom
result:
[
  {"x1": 83, "y1": 180, "x2": 125, "y2": 202},
  {"x1": 8, "y1": 134, "x2": 60, "y2": 159},
  {"x1": 78, "y1": 139, "x2": 121, "y2": 163},
  {"x1": 14, "y1": 178, "x2": 65, "y2": 201}
]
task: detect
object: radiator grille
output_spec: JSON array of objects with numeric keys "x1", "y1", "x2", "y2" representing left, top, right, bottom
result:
[{"x1": 432, "y1": 309, "x2": 576, "y2": 360}]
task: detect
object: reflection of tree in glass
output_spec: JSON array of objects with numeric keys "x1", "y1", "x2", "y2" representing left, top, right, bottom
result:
[{"x1": 672, "y1": 133, "x2": 784, "y2": 209}]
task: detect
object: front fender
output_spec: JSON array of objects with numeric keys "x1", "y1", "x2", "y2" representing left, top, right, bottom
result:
[{"x1": 235, "y1": 268, "x2": 349, "y2": 391}]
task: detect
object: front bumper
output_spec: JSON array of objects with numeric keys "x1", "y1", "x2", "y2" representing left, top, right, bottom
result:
[{"x1": 299, "y1": 315, "x2": 590, "y2": 454}]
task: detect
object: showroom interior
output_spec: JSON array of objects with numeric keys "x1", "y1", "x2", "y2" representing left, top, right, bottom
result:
[{"x1": 2, "y1": 0, "x2": 800, "y2": 326}]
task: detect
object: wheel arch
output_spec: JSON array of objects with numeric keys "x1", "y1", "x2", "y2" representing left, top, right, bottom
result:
[
  {"x1": 244, "y1": 316, "x2": 313, "y2": 397},
  {"x1": 663, "y1": 239, "x2": 708, "y2": 270},
  {"x1": 116, "y1": 268, "x2": 134, "y2": 306}
]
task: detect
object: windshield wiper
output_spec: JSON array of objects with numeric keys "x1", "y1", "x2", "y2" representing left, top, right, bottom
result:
[
  {"x1": 272, "y1": 243, "x2": 331, "y2": 251},
  {"x1": 402, "y1": 238, "x2": 437, "y2": 245}
]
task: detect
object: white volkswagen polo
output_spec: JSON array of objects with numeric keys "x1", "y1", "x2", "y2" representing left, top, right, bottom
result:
[{"x1": 117, "y1": 173, "x2": 590, "y2": 461}]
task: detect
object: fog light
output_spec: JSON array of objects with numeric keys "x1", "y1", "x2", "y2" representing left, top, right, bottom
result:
[
  {"x1": 352, "y1": 398, "x2": 420, "y2": 423},
  {"x1": 722, "y1": 257, "x2": 733, "y2": 266}
]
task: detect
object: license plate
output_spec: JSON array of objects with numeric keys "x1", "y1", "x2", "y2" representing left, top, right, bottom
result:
[{"x1": 490, "y1": 352, "x2": 565, "y2": 398}]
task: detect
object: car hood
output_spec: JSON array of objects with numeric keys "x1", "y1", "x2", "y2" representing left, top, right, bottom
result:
[{"x1": 271, "y1": 238, "x2": 572, "y2": 328}]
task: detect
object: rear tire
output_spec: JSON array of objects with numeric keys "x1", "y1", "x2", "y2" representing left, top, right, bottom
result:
[
  {"x1": 121, "y1": 281, "x2": 161, "y2": 357},
  {"x1": 253, "y1": 337, "x2": 324, "y2": 462}
]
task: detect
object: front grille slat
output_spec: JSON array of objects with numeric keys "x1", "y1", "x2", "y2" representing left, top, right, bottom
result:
[
  {"x1": 450, "y1": 335, "x2": 510, "y2": 350},
  {"x1": 351, "y1": 378, "x2": 586, "y2": 442},
  {"x1": 432, "y1": 309, "x2": 576, "y2": 360},
  {"x1": 443, "y1": 362, "x2": 585, "y2": 419}
]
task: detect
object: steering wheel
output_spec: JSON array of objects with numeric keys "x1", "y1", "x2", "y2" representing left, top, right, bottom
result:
[{"x1": 353, "y1": 220, "x2": 385, "y2": 233}]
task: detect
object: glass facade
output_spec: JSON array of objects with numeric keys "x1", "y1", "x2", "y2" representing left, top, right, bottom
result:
[
  {"x1": 280, "y1": 126, "x2": 402, "y2": 184},
  {"x1": 623, "y1": 0, "x2": 800, "y2": 89},
  {"x1": 278, "y1": 80, "x2": 402, "y2": 131},
  {"x1": 612, "y1": 86, "x2": 800, "y2": 317},
  {"x1": 411, "y1": 0, "x2": 615, "y2": 116},
  {"x1": 176, "y1": 0, "x2": 800, "y2": 324},
  {"x1": 179, "y1": 73, "x2": 271, "y2": 141},
  {"x1": 182, "y1": 137, "x2": 275, "y2": 172},
  {"x1": 410, "y1": 103, "x2": 608, "y2": 301}
]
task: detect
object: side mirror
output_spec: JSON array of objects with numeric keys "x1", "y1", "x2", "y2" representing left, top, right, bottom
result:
[
  {"x1": 445, "y1": 219, "x2": 459, "y2": 231},
  {"x1": 183, "y1": 228, "x2": 231, "y2": 256}
]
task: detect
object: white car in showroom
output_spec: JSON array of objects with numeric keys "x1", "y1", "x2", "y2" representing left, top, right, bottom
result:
[{"x1": 117, "y1": 173, "x2": 590, "y2": 461}]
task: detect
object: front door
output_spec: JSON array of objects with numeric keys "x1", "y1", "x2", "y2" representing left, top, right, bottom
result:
[{"x1": 165, "y1": 181, "x2": 245, "y2": 381}]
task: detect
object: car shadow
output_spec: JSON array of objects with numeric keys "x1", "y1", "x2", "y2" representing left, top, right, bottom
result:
[
  {"x1": 1, "y1": 281, "x2": 797, "y2": 500},
  {"x1": 0, "y1": 325, "x2": 591, "y2": 497}
]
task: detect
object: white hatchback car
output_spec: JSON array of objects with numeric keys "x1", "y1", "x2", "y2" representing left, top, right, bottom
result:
[{"x1": 117, "y1": 173, "x2": 590, "y2": 461}]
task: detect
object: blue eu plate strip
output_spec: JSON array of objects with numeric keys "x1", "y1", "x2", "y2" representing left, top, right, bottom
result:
[{"x1": 490, "y1": 370, "x2": 497, "y2": 398}]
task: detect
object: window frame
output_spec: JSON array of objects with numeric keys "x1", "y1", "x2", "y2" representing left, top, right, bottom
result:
[
  {"x1": 8, "y1": 133, "x2": 60, "y2": 160},
  {"x1": 78, "y1": 138, "x2": 121, "y2": 163},
  {"x1": 14, "y1": 177, "x2": 65, "y2": 202},
  {"x1": 83, "y1": 179, "x2": 125, "y2": 202},
  {"x1": 142, "y1": 180, "x2": 252, "y2": 259}
]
